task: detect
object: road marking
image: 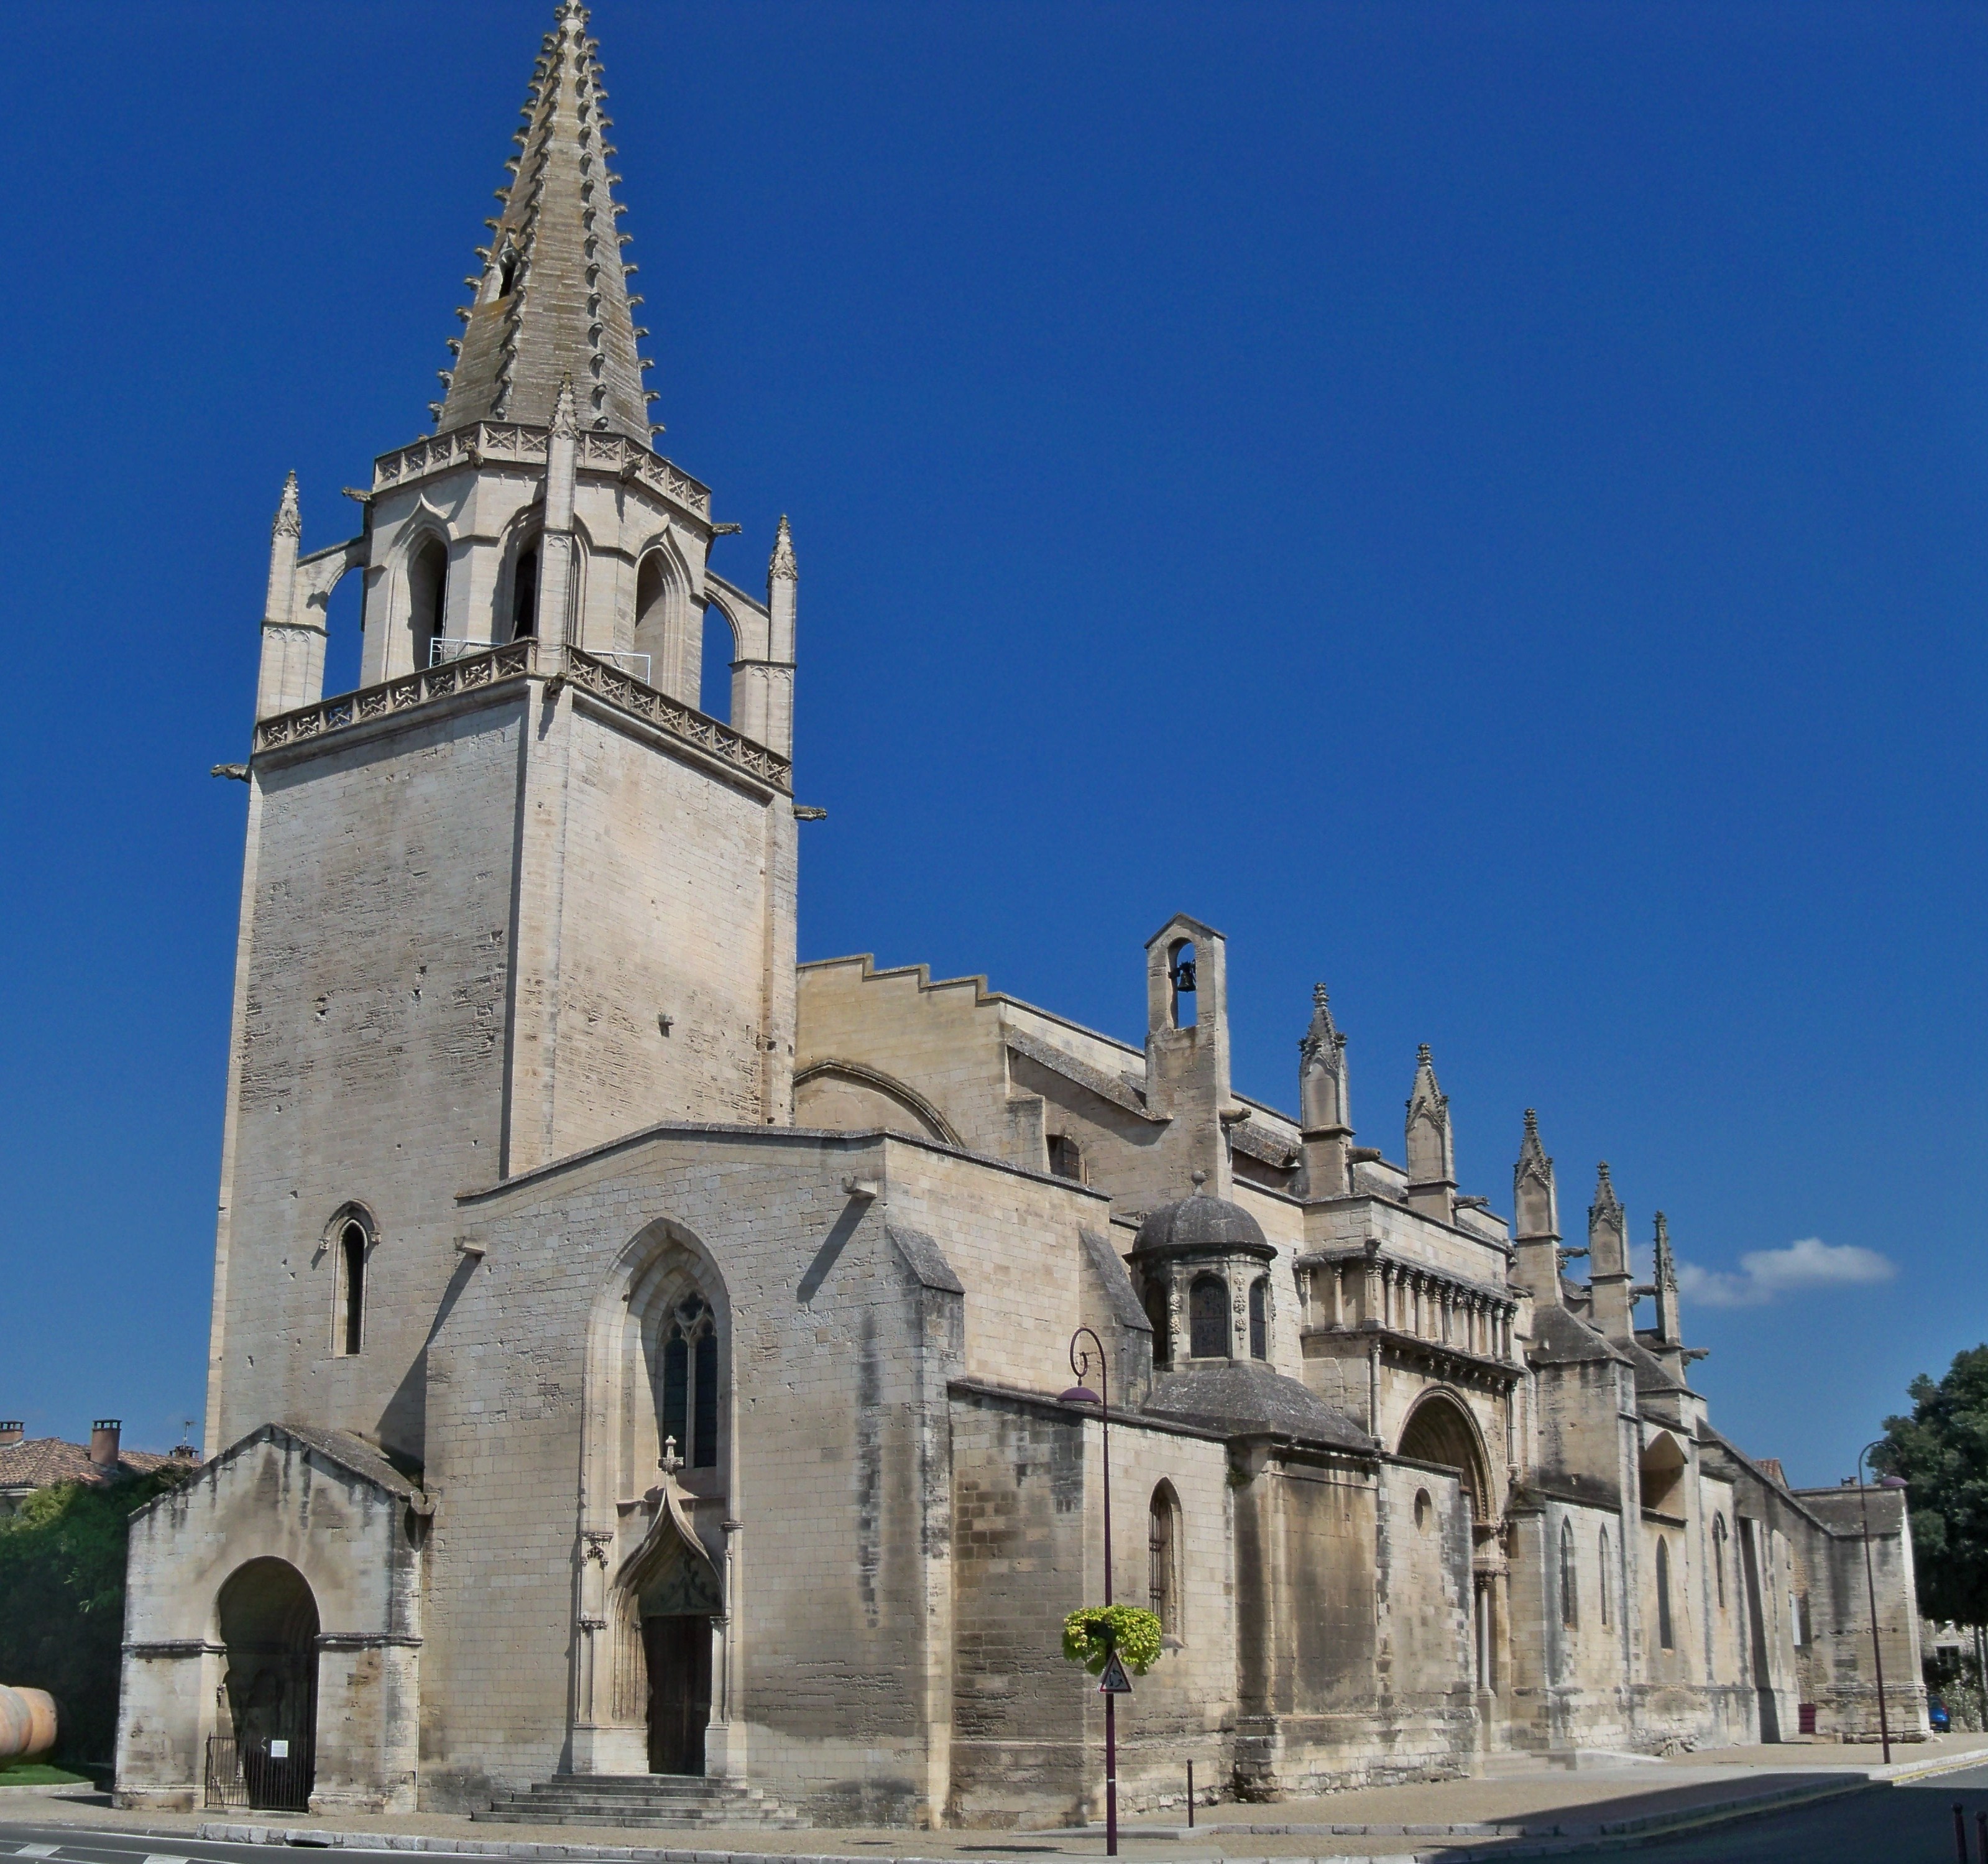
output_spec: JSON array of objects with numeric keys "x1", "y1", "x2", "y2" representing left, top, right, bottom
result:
[
  {"x1": 145, "y1": 1855, "x2": 193, "y2": 1864},
  {"x1": 16, "y1": 1847, "x2": 60, "y2": 1858}
]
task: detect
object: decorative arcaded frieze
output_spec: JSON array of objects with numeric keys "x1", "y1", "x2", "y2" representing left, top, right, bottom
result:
[
  {"x1": 371, "y1": 422, "x2": 711, "y2": 520},
  {"x1": 252, "y1": 639, "x2": 789, "y2": 793}
]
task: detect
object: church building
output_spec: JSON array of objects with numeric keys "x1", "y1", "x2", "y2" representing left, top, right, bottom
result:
[{"x1": 115, "y1": 1, "x2": 1925, "y2": 1828}]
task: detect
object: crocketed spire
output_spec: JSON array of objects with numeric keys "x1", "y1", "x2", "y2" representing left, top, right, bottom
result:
[{"x1": 435, "y1": 1, "x2": 655, "y2": 441}]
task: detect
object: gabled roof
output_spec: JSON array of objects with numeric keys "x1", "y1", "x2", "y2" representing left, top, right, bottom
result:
[
  {"x1": 1526, "y1": 1303, "x2": 1629, "y2": 1368},
  {"x1": 436, "y1": 1, "x2": 653, "y2": 440}
]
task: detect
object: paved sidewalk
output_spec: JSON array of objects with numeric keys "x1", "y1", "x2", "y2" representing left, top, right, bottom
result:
[{"x1": 4, "y1": 1734, "x2": 1987, "y2": 1864}]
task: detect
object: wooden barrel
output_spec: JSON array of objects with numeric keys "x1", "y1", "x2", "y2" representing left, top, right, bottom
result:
[{"x1": 0, "y1": 1686, "x2": 58, "y2": 1764}]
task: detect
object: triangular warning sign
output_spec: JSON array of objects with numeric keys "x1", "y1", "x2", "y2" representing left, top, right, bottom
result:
[{"x1": 1097, "y1": 1650, "x2": 1133, "y2": 1694}]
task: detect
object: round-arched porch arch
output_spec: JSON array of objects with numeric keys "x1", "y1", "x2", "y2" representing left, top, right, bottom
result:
[{"x1": 1397, "y1": 1388, "x2": 1496, "y2": 1526}]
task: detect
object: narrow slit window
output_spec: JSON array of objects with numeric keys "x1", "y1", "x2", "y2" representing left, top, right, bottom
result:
[
  {"x1": 1248, "y1": 1278, "x2": 1268, "y2": 1360},
  {"x1": 1656, "y1": 1537, "x2": 1675, "y2": 1650},
  {"x1": 1599, "y1": 1527, "x2": 1612, "y2": 1627},
  {"x1": 1559, "y1": 1518, "x2": 1578, "y2": 1628},
  {"x1": 339, "y1": 1220, "x2": 366, "y2": 1355}
]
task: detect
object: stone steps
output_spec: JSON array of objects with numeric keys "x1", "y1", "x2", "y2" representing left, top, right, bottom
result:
[{"x1": 476, "y1": 1773, "x2": 808, "y2": 1830}]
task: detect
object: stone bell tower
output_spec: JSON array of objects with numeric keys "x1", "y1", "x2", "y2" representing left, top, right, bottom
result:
[{"x1": 207, "y1": 0, "x2": 801, "y2": 1464}]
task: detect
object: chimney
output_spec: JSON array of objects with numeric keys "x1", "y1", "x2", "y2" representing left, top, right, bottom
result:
[
  {"x1": 0, "y1": 1422, "x2": 22, "y2": 1447},
  {"x1": 90, "y1": 1419, "x2": 121, "y2": 1472}
]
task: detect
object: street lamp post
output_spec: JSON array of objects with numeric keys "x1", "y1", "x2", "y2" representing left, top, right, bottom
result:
[
  {"x1": 1062, "y1": 1327, "x2": 1117, "y2": 1857},
  {"x1": 1856, "y1": 1439, "x2": 1907, "y2": 1765}
]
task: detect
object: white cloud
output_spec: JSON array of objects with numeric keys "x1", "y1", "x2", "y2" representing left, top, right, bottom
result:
[{"x1": 1675, "y1": 1237, "x2": 1897, "y2": 1309}]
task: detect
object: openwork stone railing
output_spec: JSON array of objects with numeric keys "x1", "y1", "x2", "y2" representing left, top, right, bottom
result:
[
  {"x1": 370, "y1": 424, "x2": 712, "y2": 520},
  {"x1": 255, "y1": 640, "x2": 537, "y2": 750},
  {"x1": 252, "y1": 640, "x2": 790, "y2": 793},
  {"x1": 564, "y1": 647, "x2": 791, "y2": 790}
]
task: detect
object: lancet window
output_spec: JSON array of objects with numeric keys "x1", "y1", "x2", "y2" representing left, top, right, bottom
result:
[
  {"x1": 1148, "y1": 1484, "x2": 1180, "y2": 1633},
  {"x1": 660, "y1": 1294, "x2": 719, "y2": 1469}
]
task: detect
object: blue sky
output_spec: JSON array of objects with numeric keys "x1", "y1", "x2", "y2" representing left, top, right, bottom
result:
[{"x1": 1, "y1": 1, "x2": 1983, "y2": 1483}]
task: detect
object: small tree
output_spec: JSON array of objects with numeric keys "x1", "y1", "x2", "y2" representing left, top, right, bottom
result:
[
  {"x1": 1062, "y1": 1604, "x2": 1163, "y2": 1676},
  {"x1": 1875, "y1": 1345, "x2": 1988, "y2": 1628},
  {"x1": 0, "y1": 1470, "x2": 189, "y2": 1767}
]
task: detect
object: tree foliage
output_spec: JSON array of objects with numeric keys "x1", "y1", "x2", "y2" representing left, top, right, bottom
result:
[
  {"x1": 1062, "y1": 1604, "x2": 1163, "y2": 1676},
  {"x1": 0, "y1": 1471, "x2": 189, "y2": 1765},
  {"x1": 1877, "y1": 1344, "x2": 1988, "y2": 1628}
]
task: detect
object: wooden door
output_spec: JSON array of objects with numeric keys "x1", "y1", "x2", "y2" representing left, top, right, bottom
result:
[{"x1": 643, "y1": 1614, "x2": 712, "y2": 1775}]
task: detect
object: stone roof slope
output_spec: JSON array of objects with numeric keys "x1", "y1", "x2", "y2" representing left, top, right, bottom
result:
[
  {"x1": 1143, "y1": 1362, "x2": 1374, "y2": 1452},
  {"x1": 436, "y1": 0, "x2": 653, "y2": 440}
]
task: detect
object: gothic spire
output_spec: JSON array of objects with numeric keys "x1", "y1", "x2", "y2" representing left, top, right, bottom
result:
[
  {"x1": 1298, "y1": 984, "x2": 1352, "y2": 1200},
  {"x1": 1404, "y1": 1043, "x2": 1456, "y2": 1221},
  {"x1": 435, "y1": 1, "x2": 656, "y2": 443},
  {"x1": 1511, "y1": 1109, "x2": 1563, "y2": 1306},
  {"x1": 1588, "y1": 1161, "x2": 1634, "y2": 1340},
  {"x1": 1652, "y1": 1210, "x2": 1682, "y2": 1345}
]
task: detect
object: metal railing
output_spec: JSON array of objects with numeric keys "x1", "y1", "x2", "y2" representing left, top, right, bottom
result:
[{"x1": 205, "y1": 1732, "x2": 312, "y2": 1811}]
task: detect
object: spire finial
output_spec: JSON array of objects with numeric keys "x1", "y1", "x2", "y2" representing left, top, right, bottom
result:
[
  {"x1": 1417, "y1": 1042, "x2": 1432, "y2": 1066},
  {"x1": 1299, "y1": 982, "x2": 1346, "y2": 1066},
  {"x1": 1190, "y1": 1169, "x2": 1208, "y2": 1194},
  {"x1": 272, "y1": 471, "x2": 301, "y2": 539},
  {"x1": 770, "y1": 514, "x2": 798, "y2": 583}
]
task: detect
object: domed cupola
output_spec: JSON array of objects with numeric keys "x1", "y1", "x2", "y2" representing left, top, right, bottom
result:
[{"x1": 1130, "y1": 1173, "x2": 1279, "y2": 1368}]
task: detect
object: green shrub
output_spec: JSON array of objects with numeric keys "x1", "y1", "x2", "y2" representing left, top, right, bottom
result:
[{"x1": 0, "y1": 1470, "x2": 190, "y2": 1766}]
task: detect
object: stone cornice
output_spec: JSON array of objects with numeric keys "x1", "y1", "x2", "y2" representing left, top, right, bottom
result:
[
  {"x1": 1303, "y1": 1321, "x2": 1522, "y2": 1390},
  {"x1": 1299, "y1": 1244, "x2": 1519, "y2": 1314},
  {"x1": 371, "y1": 423, "x2": 712, "y2": 525},
  {"x1": 251, "y1": 640, "x2": 791, "y2": 793}
]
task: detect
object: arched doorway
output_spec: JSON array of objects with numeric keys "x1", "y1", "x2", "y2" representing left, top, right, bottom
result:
[
  {"x1": 216, "y1": 1557, "x2": 318, "y2": 1810},
  {"x1": 624, "y1": 1523, "x2": 722, "y2": 1774}
]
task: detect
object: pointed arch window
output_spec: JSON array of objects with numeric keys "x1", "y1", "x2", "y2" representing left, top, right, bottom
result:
[
  {"x1": 331, "y1": 1212, "x2": 372, "y2": 1357},
  {"x1": 409, "y1": 535, "x2": 449, "y2": 668},
  {"x1": 1656, "y1": 1536, "x2": 1675, "y2": 1650},
  {"x1": 1559, "y1": 1518, "x2": 1578, "y2": 1628},
  {"x1": 1189, "y1": 1275, "x2": 1228, "y2": 1360},
  {"x1": 1599, "y1": 1526, "x2": 1612, "y2": 1627},
  {"x1": 660, "y1": 1295, "x2": 720, "y2": 1469},
  {"x1": 1713, "y1": 1515, "x2": 1728, "y2": 1609},
  {"x1": 1148, "y1": 1483, "x2": 1180, "y2": 1635}
]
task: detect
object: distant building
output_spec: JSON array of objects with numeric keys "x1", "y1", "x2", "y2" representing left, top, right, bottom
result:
[{"x1": 0, "y1": 1421, "x2": 195, "y2": 1517}]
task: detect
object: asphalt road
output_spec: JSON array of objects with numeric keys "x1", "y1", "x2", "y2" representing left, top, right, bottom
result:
[{"x1": 14, "y1": 1775, "x2": 1988, "y2": 1864}]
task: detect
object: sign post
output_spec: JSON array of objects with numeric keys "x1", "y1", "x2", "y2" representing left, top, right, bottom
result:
[{"x1": 1063, "y1": 1327, "x2": 1118, "y2": 1857}]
